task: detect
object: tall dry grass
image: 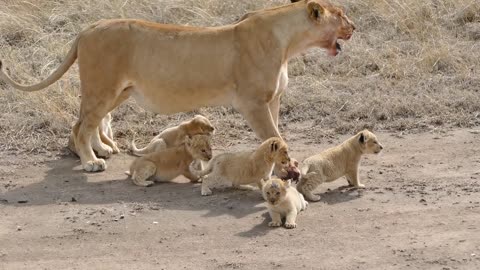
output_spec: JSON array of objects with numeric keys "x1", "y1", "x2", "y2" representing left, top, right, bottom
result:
[{"x1": 0, "y1": 0, "x2": 479, "y2": 154}]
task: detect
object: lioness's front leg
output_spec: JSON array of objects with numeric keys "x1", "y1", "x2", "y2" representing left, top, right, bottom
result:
[{"x1": 235, "y1": 103, "x2": 280, "y2": 141}]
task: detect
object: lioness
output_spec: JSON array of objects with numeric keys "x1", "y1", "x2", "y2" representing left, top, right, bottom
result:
[
  {"x1": 131, "y1": 115, "x2": 214, "y2": 156},
  {"x1": 189, "y1": 137, "x2": 291, "y2": 196},
  {"x1": 0, "y1": 0, "x2": 355, "y2": 172},
  {"x1": 297, "y1": 130, "x2": 383, "y2": 201},
  {"x1": 262, "y1": 178, "x2": 308, "y2": 229},
  {"x1": 126, "y1": 134, "x2": 212, "y2": 187}
]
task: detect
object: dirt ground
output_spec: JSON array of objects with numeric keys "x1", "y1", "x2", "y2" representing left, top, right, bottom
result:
[{"x1": 1, "y1": 128, "x2": 479, "y2": 270}]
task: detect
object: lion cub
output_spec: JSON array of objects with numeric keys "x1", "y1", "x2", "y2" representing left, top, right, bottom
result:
[
  {"x1": 297, "y1": 130, "x2": 383, "y2": 201},
  {"x1": 190, "y1": 137, "x2": 291, "y2": 196},
  {"x1": 127, "y1": 134, "x2": 212, "y2": 187},
  {"x1": 262, "y1": 178, "x2": 308, "y2": 229},
  {"x1": 131, "y1": 115, "x2": 214, "y2": 156}
]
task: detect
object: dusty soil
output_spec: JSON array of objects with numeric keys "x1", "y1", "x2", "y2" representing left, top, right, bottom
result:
[{"x1": 1, "y1": 129, "x2": 479, "y2": 269}]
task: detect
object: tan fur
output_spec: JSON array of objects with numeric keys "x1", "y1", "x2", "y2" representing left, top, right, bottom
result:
[
  {"x1": 0, "y1": 0, "x2": 355, "y2": 172},
  {"x1": 297, "y1": 130, "x2": 384, "y2": 201},
  {"x1": 131, "y1": 115, "x2": 214, "y2": 156},
  {"x1": 262, "y1": 178, "x2": 308, "y2": 229},
  {"x1": 127, "y1": 134, "x2": 212, "y2": 187},
  {"x1": 68, "y1": 113, "x2": 119, "y2": 158},
  {"x1": 190, "y1": 137, "x2": 290, "y2": 196}
]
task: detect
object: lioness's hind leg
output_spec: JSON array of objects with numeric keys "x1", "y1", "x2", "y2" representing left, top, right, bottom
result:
[
  {"x1": 91, "y1": 127, "x2": 114, "y2": 158},
  {"x1": 131, "y1": 161, "x2": 156, "y2": 187}
]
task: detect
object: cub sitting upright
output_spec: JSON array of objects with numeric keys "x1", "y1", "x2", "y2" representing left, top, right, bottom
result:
[
  {"x1": 297, "y1": 130, "x2": 383, "y2": 201},
  {"x1": 127, "y1": 134, "x2": 212, "y2": 187},
  {"x1": 262, "y1": 178, "x2": 308, "y2": 229},
  {"x1": 131, "y1": 115, "x2": 215, "y2": 156},
  {"x1": 190, "y1": 137, "x2": 291, "y2": 196}
]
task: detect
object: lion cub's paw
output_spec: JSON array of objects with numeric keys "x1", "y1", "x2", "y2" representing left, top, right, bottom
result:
[
  {"x1": 305, "y1": 193, "x2": 321, "y2": 202},
  {"x1": 354, "y1": 183, "x2": 366, "y2": 188},
  {"x1": 268, "y1": 221, "x2": 282, "y2": 227},
  {"x1": 83, "y1": 159, "x2": 107, "y2": 172},
  {"x1": 284, "y1": 222, "x2": 297, "y2": 229},
  {"x1": 201, "y1": 188, "x2": 212, "y2": 196},
  {"x1": 134, "y1": 180, "x2": 154, "y2": 187}
]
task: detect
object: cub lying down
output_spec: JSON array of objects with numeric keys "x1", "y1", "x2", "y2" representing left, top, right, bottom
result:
[
  {"x1": 297, "y1": 129, "x2": 383, "y2": 201},
  {"x1": 189, "y1": 137, "x2": 291, "y2": 196},
  {"x1": 126, "y1": 134, "x2": 212, "y2": 187},
  {"x1": 262, "y1": 178, "x2": 308, "y2": 229},
  {"x1": 131, "y1": 115, "x2": 214, "y2": 156}
]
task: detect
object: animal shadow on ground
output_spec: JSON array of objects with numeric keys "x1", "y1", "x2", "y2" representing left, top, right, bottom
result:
[
  {"x1": 0, "y1": 154, "x2": 265, "y2": 219},
  {"x1": 315, "y1": 185, "x2": 364, "y2": 205},
  {"x1": 236, "y1": 212, "x2": 271, "y2": 238}
]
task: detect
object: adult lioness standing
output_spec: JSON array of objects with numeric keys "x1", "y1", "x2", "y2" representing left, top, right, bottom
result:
[{"x1": 0, "y1": 0, "x2": 355, "y2": 172}]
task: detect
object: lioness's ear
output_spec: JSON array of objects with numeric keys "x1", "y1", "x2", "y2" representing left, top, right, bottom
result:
[
  {"x1": 271, "y1": 141, "x2": 278, "y2": 152},
  {"x1": 307, "y1": 1, "x2": 325, "y2": 20},
  {"x1": 359, "y1": 133, "x2": 365, "y2": 144}
]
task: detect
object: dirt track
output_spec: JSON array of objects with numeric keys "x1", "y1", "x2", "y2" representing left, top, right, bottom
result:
[{"x1": 1, "y1": 129, "x2": 479, "y2": 269}]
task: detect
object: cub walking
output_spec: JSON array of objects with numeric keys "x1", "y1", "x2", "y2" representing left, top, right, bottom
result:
[{"x1": 297, "y1": 130, "x2": 383, "y2": 201}]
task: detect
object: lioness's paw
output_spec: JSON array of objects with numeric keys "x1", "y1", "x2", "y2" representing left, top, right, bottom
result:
[
  {"x1": 83, "y1": 159, "x2": 106, "y2": 172},
  {"x1": 95, "y1": 145, "x2": 113, "y2": 158},
  {"x1": 284, "y1": 222, "x2": 297, "y2": 229},
  {"x1": 268, "y1": 221, "x2": 282, "y2": 227},
  {"x1": 111, "y1": 144, "x2": 120, "y2": 154},
  {"x1": 355, "y1": 184, "x2": 366, "y2": 188}
]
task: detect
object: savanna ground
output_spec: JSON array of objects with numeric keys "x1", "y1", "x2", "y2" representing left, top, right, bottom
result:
[{"x1": 0, "y1": 0, "x2": 479, "y2": 269}]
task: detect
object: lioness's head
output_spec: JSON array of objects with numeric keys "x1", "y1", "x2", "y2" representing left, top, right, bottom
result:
[
  {"x1": 357, "y1": 130, "x2": 383, "y2": 154},
  {"x1": 185, "y1": 115, "x2": 215, "y2": 135},
  {"x1": 264, "y1": 137, "x2": 290, "y2": 166},
  {"x1": 262, "y1": 178, "x2": 290, "y2": 205},
  {"x1": 292, "y1": 0, "x2": 356, "y2": 56},
  {"x1": 185, "y1": 134, "x2": 212, "y2": 161}
]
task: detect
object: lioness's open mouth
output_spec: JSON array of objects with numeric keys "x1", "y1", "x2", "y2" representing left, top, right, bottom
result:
[{"x1": 328, "y1": 40, "x2": 342, "y2": 56}]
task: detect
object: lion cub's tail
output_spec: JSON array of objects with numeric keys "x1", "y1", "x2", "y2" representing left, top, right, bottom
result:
[{"x1": 189, "y1": 159, "x2": 214, "y2": 178}]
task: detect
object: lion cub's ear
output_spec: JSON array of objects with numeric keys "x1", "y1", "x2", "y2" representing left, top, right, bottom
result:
[
  {"x1": 307, "y1": 1, "x2": 326, "y2": 21},
  {"x1": 359, "y1": 132, "x2": 366, "y2": 144},
  {"x1": 271, "y1": 140, "x2": 279, "y2": 152}
]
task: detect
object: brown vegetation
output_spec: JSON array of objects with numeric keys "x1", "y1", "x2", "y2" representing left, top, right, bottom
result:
[{"x1": 0, "y1": 0, "x2": 479, "y2": 155}]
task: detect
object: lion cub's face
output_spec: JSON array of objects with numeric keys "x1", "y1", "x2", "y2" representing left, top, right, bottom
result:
[
  {"x1": 267, "y1": 138, "x2": 290, "y2": 166},
  {"x1": 185, "y1": 134, "x2": 212, "y2": 161},
  {"x1": 186, "y1": 115, "x2": 215, "y2": 135},
  {"x1": 358, "y1": 130, "x2": 383, "y2": 154},
  {"x1": 263, "y1": 178, "x2": 289, "y2": 205}
]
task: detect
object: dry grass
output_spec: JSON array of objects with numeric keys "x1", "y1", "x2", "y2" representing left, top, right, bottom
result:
[{"x1": 0, "y1": 0, "x2": 479, "y2": 155}]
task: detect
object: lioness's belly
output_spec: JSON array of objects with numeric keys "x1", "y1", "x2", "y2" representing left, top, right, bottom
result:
[{"x1": 131, "y1": 85, "x2": 233, "y2": 114}]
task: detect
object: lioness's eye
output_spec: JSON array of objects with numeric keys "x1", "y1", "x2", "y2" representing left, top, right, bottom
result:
[
  {"x1": 267, "y1": 192, "x2": 270, "y2": 195},
  {"x1": 202, "y1": 149, "x2": 206, "y2": 152},
  {"x1": 276, "y1": 192, "x2": 280, "y2": 196}
]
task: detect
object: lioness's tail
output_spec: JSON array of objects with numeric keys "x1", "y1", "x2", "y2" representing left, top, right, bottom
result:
[
  {"x1": 0, "y1": 36, "x2": 79, "y2": 92},
  {"x1": 189, "y1": 159, "x2": 214, "y2": 178}
]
